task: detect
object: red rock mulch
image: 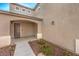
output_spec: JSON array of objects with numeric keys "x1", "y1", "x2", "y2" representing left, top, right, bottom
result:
[
  {"x1": 29, "y1": 40, "x2": 40, "y2": 56},
  {"x1": 29, "y1": 40, "x2": 78, "y2": 56},
  {"x1": 0, "y1": 44, "x2": 16, "y2": 56}
]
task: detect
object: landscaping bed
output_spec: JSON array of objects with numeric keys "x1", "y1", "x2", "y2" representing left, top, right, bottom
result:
[
  {"x1": 0, "y1": 44, "x2": 16, "y2": 56},
  {"x1": 29, "y1": 39, "x2": 78, "y2": 56}
]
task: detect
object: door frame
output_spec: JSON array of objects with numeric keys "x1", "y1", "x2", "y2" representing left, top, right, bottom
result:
[{"x1": 14, "y1": 23, "x2": 20, "y2": 38}]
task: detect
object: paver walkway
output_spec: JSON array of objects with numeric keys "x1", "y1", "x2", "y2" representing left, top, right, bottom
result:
[{"x1": 14, "y1": 38, "x2": 35, "y2": 56}]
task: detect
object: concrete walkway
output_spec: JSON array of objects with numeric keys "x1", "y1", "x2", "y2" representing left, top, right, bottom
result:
[{"x1": 14, "y1": 38, "x2": 35, "y2": 56}]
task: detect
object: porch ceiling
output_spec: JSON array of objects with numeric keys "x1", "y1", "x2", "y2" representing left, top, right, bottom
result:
[{"x1": 11, "y1": 20, "x2": 37, "y2": 24}]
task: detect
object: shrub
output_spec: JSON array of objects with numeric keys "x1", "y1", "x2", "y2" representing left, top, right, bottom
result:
[
  {"x1": 37, "y1": 39, "x2": 53, "y2": 56},
  {"x1": 41, "y1": 44, "x2": 52, "y2": 56}
]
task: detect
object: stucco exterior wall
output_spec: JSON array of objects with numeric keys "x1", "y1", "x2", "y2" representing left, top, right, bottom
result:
[
  {"x1": 0, "y1": 14, "x2": 11, "y2": 48},
  {"x1": 1, "y1": 3, "x2": 79, "y2": 53},
  {"x1": 39, "y1": 3, "x2": 79, "y2": 52},
  {"x1": 0, "y1": 10, "x2": 42, "y2": 48},
  {"x1": 20, "y1": 22, "x2": 37, "y2": 37}
]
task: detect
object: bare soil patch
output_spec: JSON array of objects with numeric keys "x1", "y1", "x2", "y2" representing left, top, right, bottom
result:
[
  {"x1": 29, "y1": 39, "x2": 78, "y2": 56},
  {"x1": 0, "y1": 44, "x2": 16, "y2": 56}
]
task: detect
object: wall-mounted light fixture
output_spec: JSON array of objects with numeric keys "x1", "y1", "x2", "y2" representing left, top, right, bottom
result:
[{"x1": 51, "y1": 21, "x2": 54, "y2": 25}]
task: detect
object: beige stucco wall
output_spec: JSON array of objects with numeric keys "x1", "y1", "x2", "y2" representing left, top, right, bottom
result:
[
  {"x1": 1, "y1": 3, "x2": 79, "y2": 53},
  {"x1": 0, "y1": 14, "x2": 11, "y2": 48},
  {"x1": 0, "y1": 11, "x2": 42, "y2": 48},
  {"x1": 20, "y1": 22, "x2": 37, "y2": 37},
  {"x1": 37, "y1": 3, "x2": 79, "y2": 52}
]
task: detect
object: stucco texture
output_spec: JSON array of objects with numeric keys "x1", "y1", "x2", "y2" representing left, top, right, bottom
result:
[{"x1": 39, "y1": 3, "x2": 79, "y2": 52}]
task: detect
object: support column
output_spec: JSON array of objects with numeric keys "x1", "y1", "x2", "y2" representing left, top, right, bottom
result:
[{"x1": 37, "y1": 22, "x2": 42, "y2": 39}]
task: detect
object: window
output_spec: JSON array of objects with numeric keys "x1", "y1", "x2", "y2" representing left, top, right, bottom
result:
[
  {"x1": 22, "y1": 9, "x2": 25, "y2": 11},
  {"x1": 28, "y1": 10, "x2": 31, "y2": 13},
  {"x1": 26, "y1": 10, "x2": 31, "y2": 15},
  {"x1": 16, "y1": 7, "x2": 19, "y2": 10}
]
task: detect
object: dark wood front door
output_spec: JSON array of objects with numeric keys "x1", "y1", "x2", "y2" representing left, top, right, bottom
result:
[{"x1": 14, "y1": 23, "x2": 20, "y2": 38}]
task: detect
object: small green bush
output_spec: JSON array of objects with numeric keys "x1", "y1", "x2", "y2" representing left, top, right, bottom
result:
[
  {"x1": 10, "y1": 46, "x2": 15, "y2": 51},
  {"x1": 37, "y1": 39, "x2": 77, "y2": 56},
  {"x1": 38, "y1": 39, "x2": 52, "y2": 56},
  {"x1": 41, "y1": 44, "x2": 52, "y2": 56}
]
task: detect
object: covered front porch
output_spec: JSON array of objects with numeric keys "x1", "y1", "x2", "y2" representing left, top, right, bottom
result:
[
  {"x1": 10, "y1": 19, "x2": 42, "y2": 56},
  {"x1": 10, "y1": 18, "x2": 42, "y2": 42},
  {"x1": 0, "y1": 10, "x2": 43, "y2": 54}
]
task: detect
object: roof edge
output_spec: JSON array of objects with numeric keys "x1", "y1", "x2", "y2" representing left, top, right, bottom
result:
[
  {"x1": 10, "y1": 3, "x2": 39, "y2": 11},
  {"x1": 0, "y1": 10, "x2": 43, "y2": 21},
  {"x1": 33, "y1": 3, "x2": 40, "y2": 11}
]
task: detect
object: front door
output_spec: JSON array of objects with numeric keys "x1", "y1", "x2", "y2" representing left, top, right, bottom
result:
[{"x1": 14, "y1": 23, "x2": 20, "y2": 38}]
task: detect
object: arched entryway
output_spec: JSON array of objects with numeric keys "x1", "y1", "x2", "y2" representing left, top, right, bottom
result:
[{"x1": 10, "y1": 19, "x2": 42, "y2": 40}]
